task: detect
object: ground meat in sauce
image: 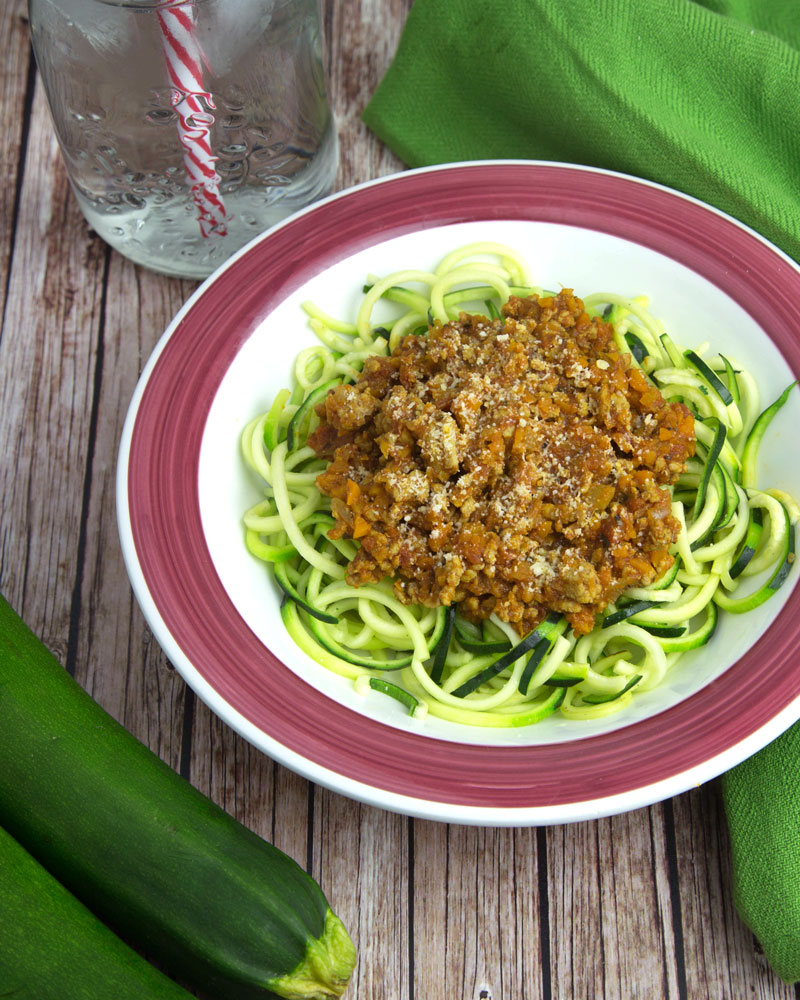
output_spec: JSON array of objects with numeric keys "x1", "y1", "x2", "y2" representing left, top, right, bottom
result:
[{"x1": 308, "y1": 291, "x2": 696, "y2": 636}]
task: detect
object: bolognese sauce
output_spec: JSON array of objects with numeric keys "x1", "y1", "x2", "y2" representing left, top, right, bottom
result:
[{"x1": 309, "y1": 291, "x2": 695, "y2": 636}]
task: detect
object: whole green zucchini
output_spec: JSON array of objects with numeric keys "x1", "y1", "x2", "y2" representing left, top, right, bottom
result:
[
  {"x1": 0, "y1": 594, "x2": 356, "y2": 1000},
  {"x1": 0, "y1": 824, "x2": 195, "y2": 1000}
]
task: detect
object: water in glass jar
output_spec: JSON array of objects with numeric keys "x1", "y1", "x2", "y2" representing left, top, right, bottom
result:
[{"x1": 29, "y1": 0, "x2": 338, "y2": 279}]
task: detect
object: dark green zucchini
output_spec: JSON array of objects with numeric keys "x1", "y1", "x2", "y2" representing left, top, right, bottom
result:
[
  {"x1": 602, "y1": 600, "x2": 655, "y2": 627},
  {"x1": 640, "y1": 623, "x2": 687, "y2": 638},
  {"x1": 691, "y1": 417, "x2": 726, "y2": 522},
  {"x1": 453, "y1": 614, "x2": 511, "y2": 655},
  {"x1": 689, "y1": 461, "x2": 726, "y2": 550},
  {"x1": 717, "y1": 355, "x2": 740, "y2": 403},
  {"x1": 0, "y1": 824, "x2": 194, "y2": 1000},
  {"x1": 298, "y1": 602, "x2": 448, "y2": 671},
  {"x1": 659, "y1": 332, "x2": 686, "y2": 368},
  {"x1": 518, "y1": 636, "x2": 556, "y2": 695},
  {"x1": 581, "y1": 674, "x2": 643, "y2": 704},
  {"x1": 452, "y1": 613, "x2": 564, "y2": 698},
  {"x1": 683, "y1": 350, "x2": 734, "y2": 405},
  {"x1": 367, "y1": 677, "x2": 421, "y2": 716},
  {"x1": 286, "y1": 378, "x2": 342, "y2": 452},
  {"x1": 713, "y1": 500, "x2": 795, "y2": 613},
  {"x1": 713, "y1": 459, "x2": 740, "y2": 532},
  {"x1": 741, "y1": 381, "x2": 796, "y2": 487},
  {"x1": 274, "y1": 561, "x2": 338, "y2": 623},
  {"x1": 544, "y1": 662, "x2": 589, "y2": 687},
  {"x1": 729, "y1": 507, "x2": 764, "y2": 579},
  {"x1": 624, "y1": 331, "x2": 649, "y2": 364},
  {"x1": 429, "y1": 605, "x2": 456, "y2": 684},
  {"x1": 656, "y1": 600, "x2": 718, "y2": 652},
  {"x1": 0, "y1": 594, "x2": 355, "y2": 1000}
]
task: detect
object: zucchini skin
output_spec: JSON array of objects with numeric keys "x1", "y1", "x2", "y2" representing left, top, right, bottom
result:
[
  {"x1": 0, "y1": 595, "x2": 355, "y2": 1000},
  {"x1": 0, "y1": 824, "x2": 194, "y2": 1000}
]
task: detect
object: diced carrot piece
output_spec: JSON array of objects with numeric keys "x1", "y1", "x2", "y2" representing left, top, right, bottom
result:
[
  {"x1": 346, "y1": 479, "x2": 361, "y2": 506},
  {"x1": 352, "y1": 514, "x2": 370, "y2": 539}
]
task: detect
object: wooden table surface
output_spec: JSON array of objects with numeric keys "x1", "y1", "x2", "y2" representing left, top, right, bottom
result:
[{"x1": 1, "y1": 2, "x2": 796, "y2": 997}]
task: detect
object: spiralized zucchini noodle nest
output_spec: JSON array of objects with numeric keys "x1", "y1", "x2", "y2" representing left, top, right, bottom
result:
[{"x1": 240, "y1": 242, "x2": 798, "y2": 728}]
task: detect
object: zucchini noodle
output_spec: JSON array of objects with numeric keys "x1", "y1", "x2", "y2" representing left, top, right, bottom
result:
[{"x1": 241, "y1": 242, "x2": 798, "y2": 727}]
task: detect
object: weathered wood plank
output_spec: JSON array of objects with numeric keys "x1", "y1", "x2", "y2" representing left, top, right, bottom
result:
[
  {"x1": 672, "y1": 785, "x2": 796, "y2": 1000},
  {"x1": 0, "y1": 79, "x2": 106, "y2": 637},
  {"x1": 546, "y1": 807, "x2": 681, "y2": 999},
  {"x1": 74, "y1": 252, "x2": 195, "y2": 765},
  {"x1": 313, "y1": 795, "x2": 410, "y2": 1000},
  {"x1": 412, "y1": 822, "x2": 547, "y2": 1000},
  {"x1": 0, "y1": 0, "x2": 31, "y2": 312},
  {"x1": 324, "y1": 0, "x2": 411, "y2": 187}
]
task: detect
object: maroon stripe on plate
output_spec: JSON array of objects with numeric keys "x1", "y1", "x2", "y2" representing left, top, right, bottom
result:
[{"x1": 127, "y1": 163, "x2": 800, "y2": 810}]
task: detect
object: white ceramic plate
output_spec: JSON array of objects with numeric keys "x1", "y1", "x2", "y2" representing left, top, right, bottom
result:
[{"x1": 118, "y1": 162, "x2": 800, "y2": 824}]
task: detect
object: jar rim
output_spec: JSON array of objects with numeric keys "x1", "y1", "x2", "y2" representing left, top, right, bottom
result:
[{"x1": 93, "y1": 0, "x2": 195, "y2": 9}]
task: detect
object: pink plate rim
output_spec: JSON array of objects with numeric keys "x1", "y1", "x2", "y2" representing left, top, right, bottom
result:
[{"x1": 117, "y1": 161, "x2": 800, "y2": 824}]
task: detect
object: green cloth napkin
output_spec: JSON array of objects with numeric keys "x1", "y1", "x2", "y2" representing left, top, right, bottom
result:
[
  {"x1": 723, "y1": 726, "x2": 800, "y2": 983},
  {"x1": 363, "y1": 0, "x2": 800, "y2": 982},
  {"x1": 362, "y1": 0, "x2": 800, "y2": 264}
]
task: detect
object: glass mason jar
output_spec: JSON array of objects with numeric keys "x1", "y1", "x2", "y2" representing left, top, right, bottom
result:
[{"x1": 28, "y1": 0, "x2": 338, "y2": 279}]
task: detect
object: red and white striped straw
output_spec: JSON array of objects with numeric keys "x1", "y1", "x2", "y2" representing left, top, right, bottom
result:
[{"x1": 156, "y1": 0, "x2": 227, "y2": 238}]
